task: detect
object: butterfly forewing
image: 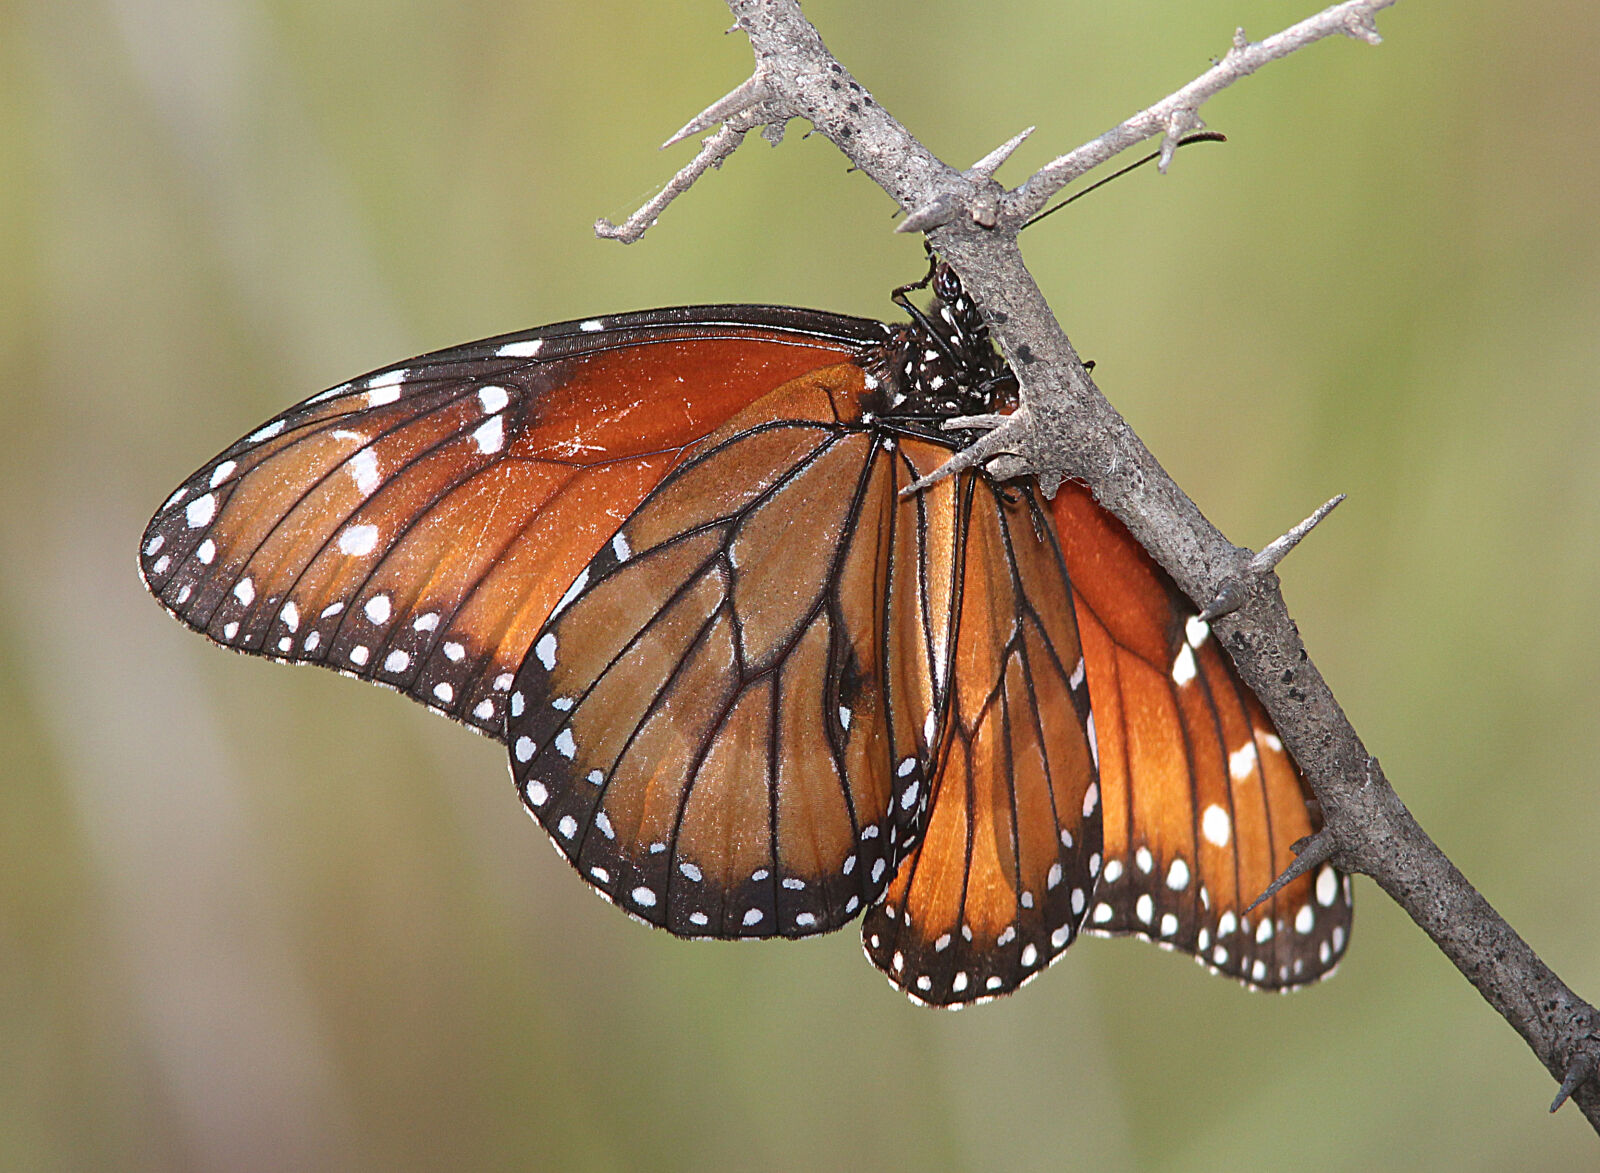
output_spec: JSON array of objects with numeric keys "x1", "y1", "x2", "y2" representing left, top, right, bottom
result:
[
  {"x1": 139, "y1": 309, "x2": 884, "y2": 737},
  {"x1": 864, "y1": 471, "x2": 1101, "y2": 1007},
  {"x1": 506, "y1": 364, "x2": 945, "y2": 939},
  {"x1": 1052, "y1": 483, "x2": 1352, "y2": 988}
]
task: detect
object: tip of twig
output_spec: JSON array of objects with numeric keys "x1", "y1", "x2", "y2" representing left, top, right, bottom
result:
[{"x1": 594, "y1": 217, "x2": 639, "y2": 243}]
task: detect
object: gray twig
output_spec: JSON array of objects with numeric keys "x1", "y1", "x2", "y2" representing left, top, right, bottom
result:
[{"x1": 598, "y1": 0, "x2": 1600, "y2": 1133}]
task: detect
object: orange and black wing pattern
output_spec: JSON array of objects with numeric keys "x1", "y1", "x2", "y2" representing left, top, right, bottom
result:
[
  {"x1": 505, "y1": 364, "x2": 944, "y2": 937},
  {"x1": 140, "y1": 258, "x2": 1351, "y2": 1003},
  {"x1": 139, "y1": 307, "x2": 891, "y2": 738},
  {"x1": 1052, "y1": 482, "x2": 1352, "y2": 989},
  {"x1": 862, "y1": 450, "x2": 1101, "y2": 1006}
]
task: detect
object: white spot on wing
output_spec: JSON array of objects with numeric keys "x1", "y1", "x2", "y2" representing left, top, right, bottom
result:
[
  {"x1": 1229, "y1": 742, "x2": 1259, "y2": 780},
  {"x1": 1202, "y1": 804, "x2": 1232, "y2": 847},
  {"x1": 472, "y1": 415, "x2": 504, "y2": 455},
  {"x1": 363, "y1": 594, "x2": 391, "y2": 624},
  {"x1": 209, "y1": 460, "x2": 236, "y2": 488},
  {"x1": 247, "y1": 420, "x2": 285, "y2": 442},
  {"x1": 497, "y1": 339, "x2": 543, "y2": 357},
  {"x1": 550, "y1": 569, "x2": 589, "y2": 618},
  {"x1": 232, "y1": 578, "x2": 254, "y2": 606},
  {"x1": 185, "y1": 494, "x2": 216, "y2": 528},
  {"x1": 339, "y1": 524, "x2": 379, "y2": 556},
  {"x1": 612, "y1": 532, "x2": 631, "y2": 562},
  {"x1": 1172, "y1": 644, "x2": 1198, "y2": 686},
  {"x1": 384, "y1": 650, "x2": 409, "y2": 672},
  {"x1": 579, "y1": 319, "x2": 604, "y2": 332},
  {"x1": 362, "y1": 384, "x2": 400, "y2": 409},
  {"x1": 196, "y1": 539, "x2": 215, "y2": 565},
  {"x1": 1316, "y1": 865, "x2": 1338, "y2": 907},
  {"x1": 349, "y1": 448, "x2": 380, "y2": 497},
  {"x1": 478, "y1": 385, "x2": 509, "y2": 414},
  {"x1": 535, "y1": 633, "x2": 557, "y2": 670},
  {"x1": 1185, "y1": 615, "x2": 1211, "y2": 647},
  {"x1": 1166, "y1": 858, "x2": 1190, "y2": 890}
]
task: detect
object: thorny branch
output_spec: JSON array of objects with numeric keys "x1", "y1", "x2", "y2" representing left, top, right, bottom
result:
[{"x1": 598, "y1": 0, "x2": 1600, "y2": 1135}]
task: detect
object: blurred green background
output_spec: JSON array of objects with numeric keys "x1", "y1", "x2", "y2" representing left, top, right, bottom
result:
[{"x1": 4, "y1": 0, "x2": 1598, "y2": 1169}]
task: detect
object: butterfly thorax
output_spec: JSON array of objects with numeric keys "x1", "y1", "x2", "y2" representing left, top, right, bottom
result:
[{"x1": 866, "y1": 263, "x2": 1018, "y2": 446}]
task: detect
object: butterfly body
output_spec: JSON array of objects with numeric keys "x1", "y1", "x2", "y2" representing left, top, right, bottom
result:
[{"x1": 140, "y1": 262, "x2": 1350, "y2": 1006}]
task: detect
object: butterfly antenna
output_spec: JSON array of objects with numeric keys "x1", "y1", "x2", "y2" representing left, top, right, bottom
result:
[{"x1": 1022, "y1": 132, "x2": 1227, "y2": 230}]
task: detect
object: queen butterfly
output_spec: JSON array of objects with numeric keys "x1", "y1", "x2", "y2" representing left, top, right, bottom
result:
[{"x1": 139, "y1": 259, "x2": 1351, "y2": 1006}]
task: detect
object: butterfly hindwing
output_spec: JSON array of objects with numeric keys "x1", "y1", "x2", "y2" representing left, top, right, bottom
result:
[
  {"x1": 506, "y1": 365, "x2": 945, "y2": 939},
  {"x1": 863, "y1": 472, "x2": 1102, "y2": 1006},
  {"x1": 1051, "y1": 482, "x2": 1352, "y2": 988}
]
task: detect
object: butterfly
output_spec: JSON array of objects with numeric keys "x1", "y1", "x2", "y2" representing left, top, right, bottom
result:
[{"x1": 138, "y1": 259, "x2": 1351, "y2": 1006}]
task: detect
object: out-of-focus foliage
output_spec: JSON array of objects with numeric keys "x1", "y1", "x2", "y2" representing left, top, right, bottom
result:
[{"x1": 4, "y1": 1, "x2": 1598, "y2": 1169}]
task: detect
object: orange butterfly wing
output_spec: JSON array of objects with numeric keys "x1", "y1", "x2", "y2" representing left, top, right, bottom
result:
[
  {"x1": 138, "y1": 310, "x2": 889, "y2": 737},
  {"x1": 1051, "y1": 482, "x2": 1352, "y2": 988},
  {"x1": 505, "y1": 363, "x2": 947, "y2": 937},
  {"x1": 862, "y1": 468, "x2": 1101, "y2": 1006}
]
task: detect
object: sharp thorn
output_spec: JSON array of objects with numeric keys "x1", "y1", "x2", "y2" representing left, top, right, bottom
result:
[
  {"x1": 1244, "y1": 829, "x2": 1338, "y2": 915},
  {"x1": 968, "y1": 127, "x2": 1035, "y2": 181}
]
